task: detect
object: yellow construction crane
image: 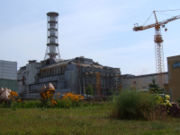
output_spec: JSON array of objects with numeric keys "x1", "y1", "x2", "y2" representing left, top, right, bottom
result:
[{"x1": 133, "y1": 10, "x2": 180, "y2": 87}]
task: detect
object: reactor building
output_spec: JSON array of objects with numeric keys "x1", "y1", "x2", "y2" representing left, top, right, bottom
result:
[{"x1": 17, "y1": 12, "x2": 121, "y2": 99}]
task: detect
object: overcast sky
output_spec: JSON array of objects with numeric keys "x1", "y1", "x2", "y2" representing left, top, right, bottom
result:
[{"x1": 1, "y1": 0, "x2": 180, "y2": 75}]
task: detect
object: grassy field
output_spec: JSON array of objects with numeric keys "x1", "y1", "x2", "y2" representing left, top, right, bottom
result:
[{"x1": 1, "y1": 102, "x2": 180, "y2": 135}]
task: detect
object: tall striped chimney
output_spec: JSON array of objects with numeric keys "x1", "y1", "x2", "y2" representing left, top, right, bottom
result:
[{"x1": 44, "y1": 12, "x2": 60, "y2": 60}]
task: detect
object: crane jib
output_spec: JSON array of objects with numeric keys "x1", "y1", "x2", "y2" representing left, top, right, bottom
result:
[
  {"x1": 133, "y1": 14, "x2": 180, "y2": 32},
  {"x1": 133, "y1": 11, "x2": 180, "y2": 88},
  {"x1": 133, "y1": 26, "x2": 143, "y2": 31}
]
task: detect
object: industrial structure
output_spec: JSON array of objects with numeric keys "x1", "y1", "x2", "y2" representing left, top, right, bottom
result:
[
  {"x1": 16, "y1": 11, "x2": 180, "y2": 101},
  {"x1": 0, "y1": 60, "x2": 18, "y2": 92},
  {"x1": 18, "y1": 12, "x2": 121, "y2": 99},
  {"x1": 121, "y1": 53, "x2": 180, "y2": 101},
  {"x1": 121, "y1": 72, "x2": 168, "y2": 91},
  {"x1": 133, "y1": 10, "x2": 180, "y2": 87},
  {"x1": 168, "y1": 55, "x2": 180, "y2": 101},
  {"x1": 18, "y1": 57, "x2": 121, "y2": 99},
  {"x1": 44, "y1": 12, "x2": 60, "y2": 60}
]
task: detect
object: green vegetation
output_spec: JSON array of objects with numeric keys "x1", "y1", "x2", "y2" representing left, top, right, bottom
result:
[
  {"x1": 0, "y1": 88, "x2": 179, "y2": 135},
  {"x1": 85, "y1": 84, "x2": 94, "y2": 96},
  {"x1": 112, "y1": 90, "x2": 159, "y2": 120},
  {"x1": 0, "y1": 92, "x2": 85, "y2": 109},
  {"x1": 0, "y1": 100, "x2": 42, "y2": 108},
  {"x1": 176, "y1": 97, "x2": 180, "y2": 106},
  {"x1": 149, "y1": 79, "x2": 165, "y2": 94},
  {"x1": 0, "y1": 99, "x2": 83, "y2": 109},
  {"x1": 1, "y1": 102, "x2": 180, "y2": 135}
]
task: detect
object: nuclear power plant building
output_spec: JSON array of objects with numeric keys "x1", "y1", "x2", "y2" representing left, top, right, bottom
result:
[
  {"x1": 17, "y1": 12, "x2": 121, "y2": 99},
  {"x1": 18, "y1": 57, "x2": 121, "y2": 99}
]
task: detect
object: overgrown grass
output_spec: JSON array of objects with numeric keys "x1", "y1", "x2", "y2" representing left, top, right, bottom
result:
[
  {"x1": 0, "y1": 100, "x2": 41, "y2": 108},
  {"x1": 112, "y1": 90, "x2": 159, "y2": 120},
  {"x1": 0, "y1": 100, "x2": 105, "y2": 110},
  {"x1": 1, "y1": 102, "x2": 180, "y2": 135},
  {"x1": 0, "y1": 99, "x2": 85, "y2": 109}
]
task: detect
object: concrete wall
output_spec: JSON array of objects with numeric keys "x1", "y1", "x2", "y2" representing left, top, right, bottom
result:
[
  {"x1": 64, "y1": 64, "x2": 79, "y2": 93},
  {"x1": 0, "y1": 79, "x2": 18, "y2": 91},
  {"x1": 0, "y1": 60, "x2": 18, "y2": 92},
  {"x1": 0, "y1": 60, "x2": 17, "y2": 80},
  {"x1": 25, "y1": 61, "x2": 41, "y2": 84},
  {"x1": 168, "y1": 55, "x2": 180, "y2": 101},
  {"x1": 17, "y1": 61, "x2": 41, "y2": 94},
  {"x1": 121, "y1": 73, "x2": 168, "y2": 91}
]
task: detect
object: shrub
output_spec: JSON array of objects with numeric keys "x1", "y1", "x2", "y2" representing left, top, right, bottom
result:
[
  {"x1": 176, "y1": 97, "x2": 180, "y2": 106},
  {"x1": 85, "y1": 84, "x2": 94, "y2": 96},
  {"x1": 148, "y1": 80, "x2": 165, "y2": 94},
  {"x1": 62, "y1": 92, "x2": 84, "y2": 102},
  {"x1": 40, "y1": 83, "x2": 55, "y2": 107},
  {"x1": 156, "y1": 94, "x2": 171, "y2": 107},
  {"x1": 0, "y1": 92, "x2": 85, "y2": 109},
  {"x1": 112, "y1": 90, "x2": 159, "y2": 120},
  {"x1": 56, "y1": 98, "x2": 72, "y2": 108},
  {"x1": 168, "y1": 102, "x2": 180, "y2": 117},
  {"x1": 60, "y1": 92, "x2": 84, "y2": 108}
]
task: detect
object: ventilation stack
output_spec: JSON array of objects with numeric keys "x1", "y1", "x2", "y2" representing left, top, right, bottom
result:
[{"x1": 44, "y1": 12, "x2": 60, "y2": 60}]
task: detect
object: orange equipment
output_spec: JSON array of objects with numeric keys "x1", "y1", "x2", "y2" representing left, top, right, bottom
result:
[{"x1": 133, "y1": 10, "x2": 180, "y2": 87}]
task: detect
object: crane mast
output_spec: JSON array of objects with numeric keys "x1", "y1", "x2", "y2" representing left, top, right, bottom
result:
[
  {"x1": 133, "y1": 11, "x2": 180, "y2": 88},
  {"x1": 153, "y1": 11, "x2": 164, "y2": 75}
]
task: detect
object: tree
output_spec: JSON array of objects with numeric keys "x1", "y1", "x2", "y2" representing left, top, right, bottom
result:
[
  {"x1": 85, "y1": 84, "x2": 94, "y2": 96},
  {"x1": 148, "y1": 79, "x2": 165, "y2": 94}
]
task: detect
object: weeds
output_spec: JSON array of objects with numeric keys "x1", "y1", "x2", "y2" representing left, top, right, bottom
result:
[{"x1": 112, "y1": 90, "x2": 159, "y2": 120}]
